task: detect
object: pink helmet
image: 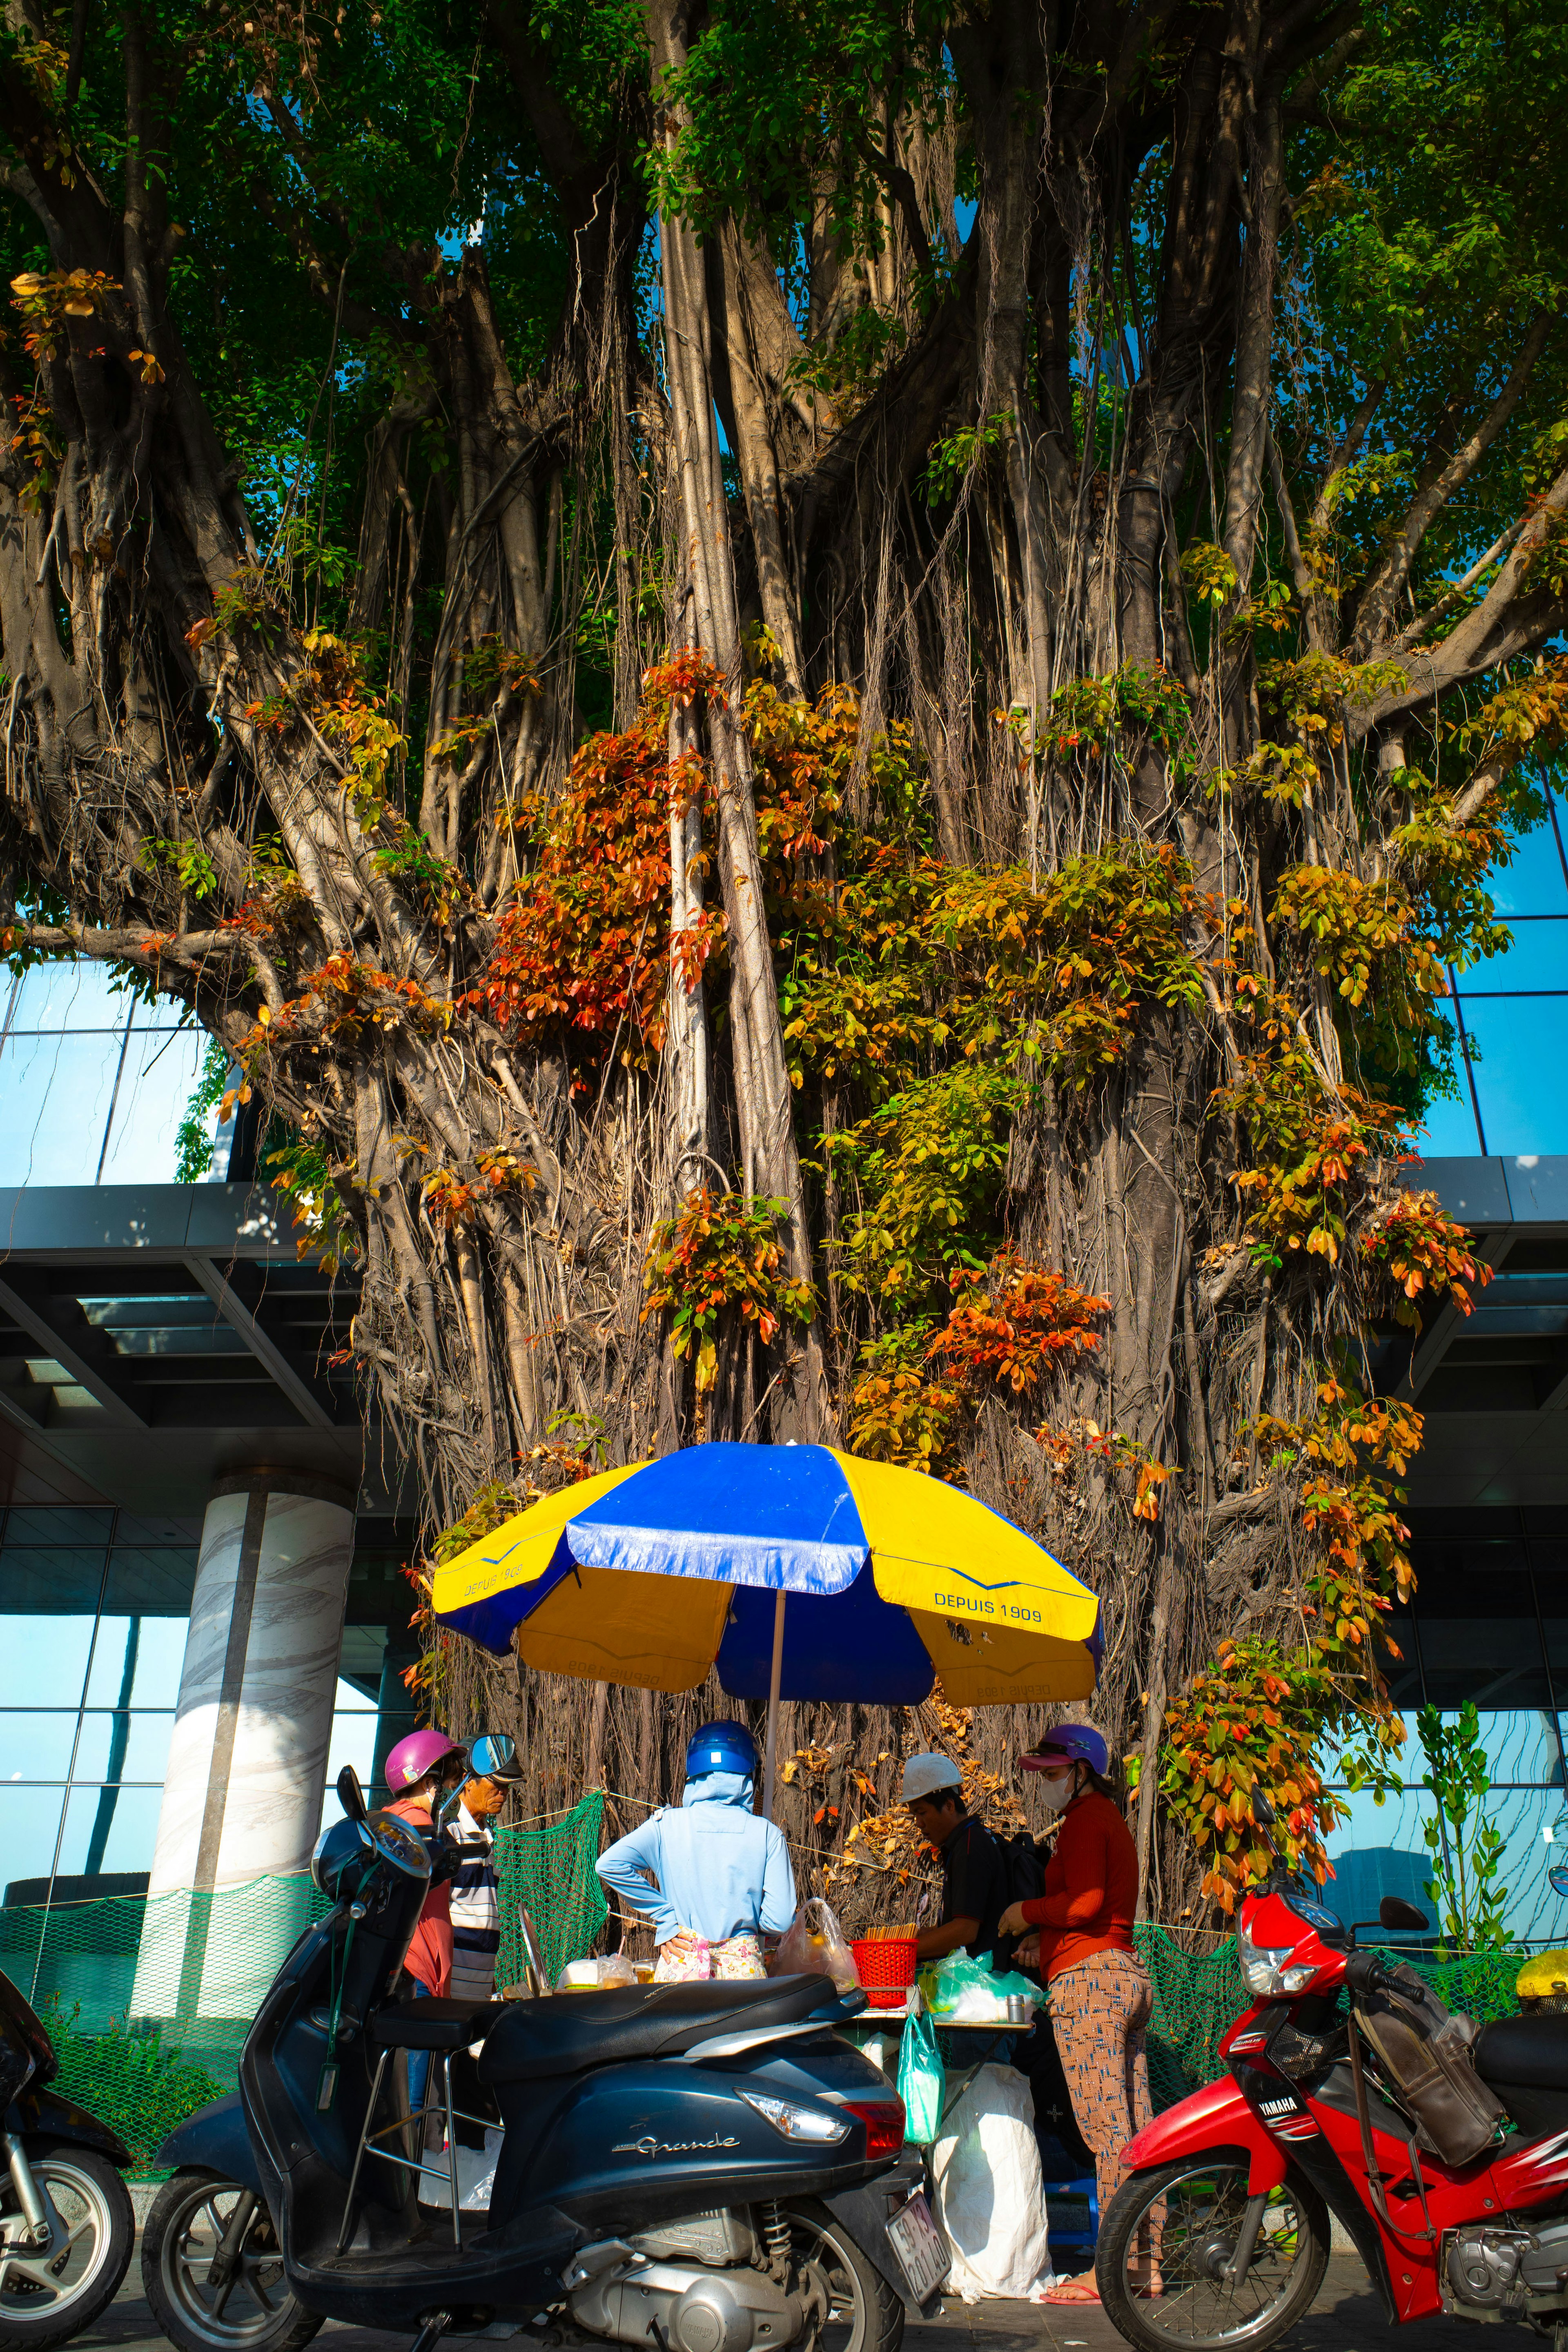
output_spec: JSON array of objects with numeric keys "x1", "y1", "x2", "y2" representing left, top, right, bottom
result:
[{"x1": 385, "y1": 1728, "x2": 465, "y2": 1791}]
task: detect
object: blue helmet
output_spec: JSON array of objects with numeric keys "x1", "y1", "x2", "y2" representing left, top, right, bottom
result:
[{"x1": 686, "y1": 1719, "x2": 761, "y2": 1780}]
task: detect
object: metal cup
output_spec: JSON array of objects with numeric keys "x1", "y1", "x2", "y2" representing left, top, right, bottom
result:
[{"x1": 1006, "y1": 1995, "x2": 1029, "y2": 2024}]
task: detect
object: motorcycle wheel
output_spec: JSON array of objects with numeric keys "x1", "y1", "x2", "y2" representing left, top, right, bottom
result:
[
  {"x1": 1096, "y1": 2156, "x2": 1329, "y2": 2352},
  {"x1": 782, "y1": 2199, "x2": 904, "y2": 2352},
  {"x1": 0, "y1": 2141, "x2": 134, "y2": 2352},
  {"x1": 141, "y1": 2171, "x2": 323, "y2": 2352}
]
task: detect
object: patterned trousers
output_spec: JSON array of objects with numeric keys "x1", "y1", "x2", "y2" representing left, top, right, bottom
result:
[{"x1": 1050, "y1": 1948, "x2": 1157, "y2": 2232}]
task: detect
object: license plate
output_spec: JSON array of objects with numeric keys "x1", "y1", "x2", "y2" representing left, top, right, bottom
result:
[{"x1": 886, "y1": 2189, "x2": 949, "y2": 2303}]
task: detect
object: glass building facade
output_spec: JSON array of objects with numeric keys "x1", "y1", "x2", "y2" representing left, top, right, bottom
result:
[
  {"x1": 1326, "y1": 1523, "x2": 1568, "y2": 1944},
  {"x1": 1421, "y1": 789, "x2": 1568, "y2": 1158},
  {"x1": 0, "y1": 1501, "x2": 414, "y2": 1910}
]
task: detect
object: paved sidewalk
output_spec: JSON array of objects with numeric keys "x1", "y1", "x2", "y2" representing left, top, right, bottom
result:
[{"x1": 80, "y1": 2252, "x2": 1479, "y2": 2352}]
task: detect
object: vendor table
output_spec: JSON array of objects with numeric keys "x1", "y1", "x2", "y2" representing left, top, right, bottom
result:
[{"x1": 839, "y1": 2006, "x2": 1038, "y2": 2132}]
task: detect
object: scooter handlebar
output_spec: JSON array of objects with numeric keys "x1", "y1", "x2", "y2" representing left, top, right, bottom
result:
[{"x1": 1344, "y1": 1948, "x2": 1395, "y2": 1999}]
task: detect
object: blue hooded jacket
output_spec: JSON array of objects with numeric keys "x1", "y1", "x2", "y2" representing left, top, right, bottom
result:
[{"x1": 595, "y1": 1770, "x2": 797, "y2": 1945}]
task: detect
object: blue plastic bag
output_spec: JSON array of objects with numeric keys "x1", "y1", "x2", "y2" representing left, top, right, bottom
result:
[{"x1": 896, "y1": 2007, "x2": 946, "y2": 2145}]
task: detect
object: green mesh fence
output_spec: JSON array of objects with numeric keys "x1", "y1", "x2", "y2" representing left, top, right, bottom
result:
[
  {"x1": 0, "y1": 1792, "x2": 606, "y2": 2174},
  {"x1": 0, "y1": 1802, "x2": 1536, "y2": 2180}
]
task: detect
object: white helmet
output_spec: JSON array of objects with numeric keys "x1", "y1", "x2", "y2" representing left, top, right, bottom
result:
[{"x1": 901, "y1": 1752, "x2": 963, "y2": 1804}]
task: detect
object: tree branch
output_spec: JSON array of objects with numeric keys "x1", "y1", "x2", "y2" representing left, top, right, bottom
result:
[
  {"x1": 849, "y1": 129, "x2": 933, "y2": 279},
  {"x1": 1347, "y1": 461, "x2": 1568, "y2": 740},
  {"x1": 1352, "y1": 312, "x2": 1550, "y2": 655}
]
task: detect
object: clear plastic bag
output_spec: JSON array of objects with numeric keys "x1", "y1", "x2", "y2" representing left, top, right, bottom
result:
[
  {"x1": 556, "y1": 1953, "x2": 639, "y2": 1991},
  {"x1": 897, "y1": 2008, "x2": 946, "y2": 2145},
  {"x1": 771, "y1": 1897, "x2": 860, "y2": 1993},
  {"x1": 920, "y1": 1950, "x2": 1040, "y2": 2020}
]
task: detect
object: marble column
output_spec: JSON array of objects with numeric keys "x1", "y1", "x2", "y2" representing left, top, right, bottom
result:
[{"x1": 131, "y1": 1472, "x2": 355, "y2": 2028}]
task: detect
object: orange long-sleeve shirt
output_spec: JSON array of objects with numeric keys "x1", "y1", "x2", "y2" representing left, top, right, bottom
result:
[
  {"x1": 387, "y1": 1795, "x2": 452, "y2": 1997},
  {"x1": 1020, "y1": 1789, "x2": 1138, "y2": 1982}
]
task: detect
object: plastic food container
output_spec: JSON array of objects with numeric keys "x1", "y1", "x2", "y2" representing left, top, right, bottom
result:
[{"x1": 850, "y1": 1937, "x2": 919, "y2": 2010}]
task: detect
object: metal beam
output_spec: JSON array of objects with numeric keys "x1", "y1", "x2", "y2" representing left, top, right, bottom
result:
[
  {"x1": 0, "y1": 1273, "x2": 145, "y2": 1425},
  {"x1": 1533, "y1": 1344, "x2": 1568, "y2": 1417},
  {"x1": 1396, "y1": 1229, "x2": 1513, "y2": 1403},
  {"x1": 183, "y1": 1254, "x2": 336, "y2": 1431}
]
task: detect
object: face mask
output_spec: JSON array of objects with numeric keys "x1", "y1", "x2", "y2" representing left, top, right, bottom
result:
[{"x1": 1037, "y1": 1770, "x2": 1076, "y2": 1815}]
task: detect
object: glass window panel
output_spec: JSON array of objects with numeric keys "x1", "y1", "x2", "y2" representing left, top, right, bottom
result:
[
  {"x1": 1409, "y1": 1611, "x2": 1548, "y2": 1708},
  {"x1": 0, "y1": 1551, "x2": 109, "y2": 1610},
  {"x1": 1414, "y1": 1553, "x2": 1532, "y2": 1601},
  {"x1": 0, "y1": 1789, "x2": 68, "y2": 1902},
  {"x1": 68, "y1": 1711, "x2": 175, "y2": 1786},
  {"x1": 0, "y1": 1713, "x2": 85, "y2": 1782},
  {"x1": 1327, "y1": 1710, "x2": 1568, "y2": 1944},
  {"x1": 96, "y1": 1024, "x2": 207, "y2": 1185},
  {"x1": 0, "y1": 1030, "x2": 121, "y2": 1186},
  {"x1": 323, "y1": 1706, "x2": 378, "y2": 1831},
  {"x1": 113, "y1": 1513, "x2": 203, "y2": 1548},
  {"x1": 3, "y1": 962, "x2": 133, "y2": 1031},
  {"x1": 1490, "y1": 813, "x2": 1568, "y2": 915},
  {"x1": 1456, "y1": 918, "x2": 1568, "y2": 995},
  {"x1": 102, "y1": 1549, "x2": 200, "y2": 1618},
  {"x1": 84, "y1": 1616, "x2": 187, "y2": 1708},
  {"x1": 1539, "y1": 1613, "x2": 1568, "y2": 1681},
  {"x1": 1454, "y1": 998, "x2": 1568, "y2": 1157},
  {"x1": 336, "y1": 1626, "x2": 386, "y2": 1702},
  {"x1": 1417, "y1": 1080, "x2": 1483, "y2": 1157},
  {"x1": 0, "y1": 1620, "x2": 94, "y2": 1708},
  {"x1": 53, "y1": 1784, "x2": 163, "y2": 1881},
  {"x1": 1, "y1": 1509, "x2": 115, "y2": 1546}
]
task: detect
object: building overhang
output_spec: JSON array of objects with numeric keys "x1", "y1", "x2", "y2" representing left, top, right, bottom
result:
[{"x1": 0, "y1": 1183, "x2": 387, "y2": 1517}]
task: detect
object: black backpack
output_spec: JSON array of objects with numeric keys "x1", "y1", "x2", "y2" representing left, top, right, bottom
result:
[
  {"x1": 997, "y1": 1830, "x2": 1046, "y2": 1907},
  {"x1": 989, "y1": 1831, "x2": 1045, "y2": 1975}
]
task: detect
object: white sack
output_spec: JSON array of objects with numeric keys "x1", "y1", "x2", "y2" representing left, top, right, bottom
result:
[{"x1": 930, "y1": 2062, "x2": 1051, "y2": 2302}]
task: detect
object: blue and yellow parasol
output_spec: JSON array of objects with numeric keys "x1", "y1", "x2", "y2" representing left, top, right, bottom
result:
[{"x1": 432, "y1": 1443, "x2": 1100, "y2": 1807}]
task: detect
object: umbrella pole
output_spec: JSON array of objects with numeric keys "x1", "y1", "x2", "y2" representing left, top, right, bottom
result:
[{"x1": 762, "y1": 1591, "x2": 786, "y2": 1817}]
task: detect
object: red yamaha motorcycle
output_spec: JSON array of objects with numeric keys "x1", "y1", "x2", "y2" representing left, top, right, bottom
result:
[{"x1": 1096, "y1": 1791, "x2": 1568, "y2": 2352}]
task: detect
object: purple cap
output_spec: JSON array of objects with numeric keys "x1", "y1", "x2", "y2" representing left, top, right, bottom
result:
[{"x1": 1021, "y1": 1724, "x2": 1108, "y2": 1776}]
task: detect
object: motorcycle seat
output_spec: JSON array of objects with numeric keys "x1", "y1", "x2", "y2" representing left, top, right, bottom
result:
[
  {"x1": 1476, "y1": 2013, "x2": 1568, "y2": 2091},
  {"x1": 370, "y1": 1998, "x2": 510, "y2": 2052},
  {"x1": 478, "y1": 1973, "x2": 833, "y2": 2084}
]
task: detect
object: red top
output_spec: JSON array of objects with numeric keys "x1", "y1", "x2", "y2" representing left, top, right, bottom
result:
[
  {"x1": 387, "y1": 1795, "x2": 452, "y2": 1997},
  {"x1": 1020, "y1": 1789, "x2": 1138, "y2": 1982}
]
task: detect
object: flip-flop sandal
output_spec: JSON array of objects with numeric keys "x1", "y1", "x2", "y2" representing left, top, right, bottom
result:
[{"x1": 1041, "y1": 2278, "x2": 1101, "y2": 2304}]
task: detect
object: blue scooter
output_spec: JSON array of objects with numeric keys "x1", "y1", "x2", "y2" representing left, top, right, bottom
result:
[{"x1": 140, "y1": 1749, "x2": 947, "y2": 2352}]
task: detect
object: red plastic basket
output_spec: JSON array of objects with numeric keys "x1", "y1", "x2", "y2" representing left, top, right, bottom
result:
[{"x1": 851, "y1": 1937, "x2": 918, "y2": 2010}]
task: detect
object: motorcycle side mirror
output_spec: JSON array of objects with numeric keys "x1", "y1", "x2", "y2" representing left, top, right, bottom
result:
[
  {"x1": 337, "y1": 1764, "x2": 368, "y2": 1824},
  {"x1": 1379, "y1": 1895, "x2": 1429, "y2": 1932},
  {"x1": 1250, "y1": 1787, "x2": 1276, "y2": 1828},
  {"x1": 470, "y1": 1732, "x2": 519, "y2": 1782}
]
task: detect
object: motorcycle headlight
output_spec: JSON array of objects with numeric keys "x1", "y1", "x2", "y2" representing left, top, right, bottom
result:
[{"x1": 1236, "y1": 1921, "x2": 1319, "y2": 1996}]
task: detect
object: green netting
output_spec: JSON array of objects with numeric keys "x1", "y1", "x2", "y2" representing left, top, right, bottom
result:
[
  {"x1": 0, "y1": 1792, "x2": 605, "y2": 2174},
  {"x1": 1136, "y1": 1925, "x2": 1248, "y2": 2110},
  {"x1": 495, "y1": 1791, "x2": 608, "y2": 1987},
  {"x1": 0, "y1": 1804, "x2": 1534, "y2": 2180},
  {"x1": 1133, "y1": 1925, "x2": 1534, "y2": 2112}
]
